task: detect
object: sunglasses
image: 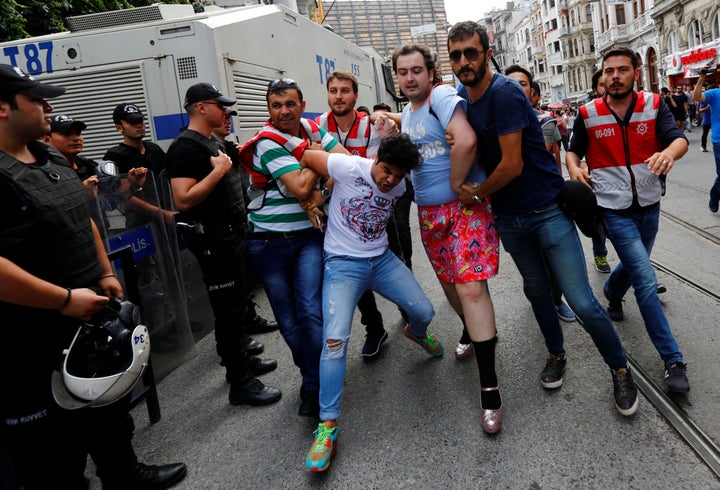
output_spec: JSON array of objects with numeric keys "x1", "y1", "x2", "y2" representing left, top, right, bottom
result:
[
  {"x1": 268, "y1": 78, "x2": 298, "y2": 90},
  {"x1": 201, "y1": 101, "x2": 228, "y2": 110},
  {"x1": 449, "y1": 47, "x2": 484, "y2": 64}
]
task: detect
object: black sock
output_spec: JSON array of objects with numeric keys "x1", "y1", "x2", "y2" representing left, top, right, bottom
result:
[
  {"x1": 458, "y1": 314, "x2": 471, "y2": 344},
  {"x1": 474, "y1": 337, "x2": 501, "y2": 409}
]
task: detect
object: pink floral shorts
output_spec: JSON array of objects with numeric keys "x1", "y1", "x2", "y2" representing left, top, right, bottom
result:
[{"x1": 418, "y1": 197, "x2": 499, "y2": 283}]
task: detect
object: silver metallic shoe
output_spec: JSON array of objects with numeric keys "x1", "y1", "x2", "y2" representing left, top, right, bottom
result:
[
  {"x1": 480, "y1": 386, "x2": 503, "y2": 434},
  {"x1": 454, "y1": 342, "x2": 474, "y2": 360}
]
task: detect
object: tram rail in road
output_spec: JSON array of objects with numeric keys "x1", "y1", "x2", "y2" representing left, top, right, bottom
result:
[
  {"x1": 660, "y1": 209, "x2": 720, "y2": 248},
  {"x1": 628, "y1": 354, "x2": 720, "y2": 478},
  {"x1": 638, "y1": 209, "x2": 720, "y2": 477}
]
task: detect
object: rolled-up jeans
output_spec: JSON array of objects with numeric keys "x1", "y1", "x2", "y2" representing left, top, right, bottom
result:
[
  {"x1": 494, "y1": 204, "x2": 627, "y2": 369},
  {"x1": 319, "y1": 250, "x2": 434, "y2": 421}
]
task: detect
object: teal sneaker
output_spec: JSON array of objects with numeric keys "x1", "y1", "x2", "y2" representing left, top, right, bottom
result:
[
  {"x1": 306, "y1": 423, "x2": 338, "y2": 472},
  {"x1": 403, "y1": 324, "x2": 444, "y2": 357}
]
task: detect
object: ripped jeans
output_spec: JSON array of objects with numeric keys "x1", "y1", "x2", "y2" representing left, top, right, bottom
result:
[{"x1": 319, "y1": 250, "x2": 435, "y2": 421}]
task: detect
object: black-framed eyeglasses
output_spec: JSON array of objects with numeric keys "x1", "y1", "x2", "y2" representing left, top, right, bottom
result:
[
  {"x1": 449, "y1": 48, "x2": 484, "y2": 64},
  {"x1": 268, "y1": 78, "x2": 298, "y2": 90}
]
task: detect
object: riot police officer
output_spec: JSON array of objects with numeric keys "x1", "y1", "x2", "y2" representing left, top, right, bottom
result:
[{"x1": 0, "y1": 64, "x2": 186, "y2": 489}]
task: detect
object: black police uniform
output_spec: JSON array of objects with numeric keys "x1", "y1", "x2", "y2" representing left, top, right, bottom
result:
[
  {"x1": 165, "y1": 129, "x2": 252, "y2": 381},
  {"x1": 0, "y1": 141, "x2": 138, "y2": 489},
  {"x1": 103, "y1": 141, "x2": 168, "y2": 228},
  {"x1": 103, "y1": 140, "x2": 167, "y2": 176}
]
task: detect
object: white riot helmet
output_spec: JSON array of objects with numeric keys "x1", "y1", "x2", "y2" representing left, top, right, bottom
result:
[{"x1": 52, "y1": 298, "x2": 150, "y2": 409}]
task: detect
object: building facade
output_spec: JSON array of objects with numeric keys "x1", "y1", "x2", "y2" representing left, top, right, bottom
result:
[
  {"x1": 653, "y1": 0, "x2": 720, "y2": 89},
  {"x1": 319, "y1": 0, "x2": 453, "y2": 97},
  {"x1": 559, "y1": 0, "x2": 597, "y2": 103}
]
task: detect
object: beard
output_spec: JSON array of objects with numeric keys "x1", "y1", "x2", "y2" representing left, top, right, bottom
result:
[
  {"x1": 454, "y1": 62, "x2": 485, "y2": 88},
  {"x1": 332, "y1": 105, "x2": 353, "y2": 117},
  {"x1": 606, "y1": 83, "x2": 633, "y2": 99}
]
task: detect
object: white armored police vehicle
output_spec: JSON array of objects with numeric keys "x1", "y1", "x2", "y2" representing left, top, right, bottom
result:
[
  {"x1": 0, "y1": 2, "x2": 399, "y2": 382},
  {"x1": 0, "y1": 2, "x2": 398, "y2": 158}
]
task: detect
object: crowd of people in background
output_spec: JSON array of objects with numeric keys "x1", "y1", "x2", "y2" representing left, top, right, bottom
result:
[{"x1": 2, "y1": 12, "x2": 713, "y2": 485}]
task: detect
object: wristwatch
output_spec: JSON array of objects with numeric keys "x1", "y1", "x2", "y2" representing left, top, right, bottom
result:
[{"x1": 321, "y1": 187, "x2": 331, "y2": 199}]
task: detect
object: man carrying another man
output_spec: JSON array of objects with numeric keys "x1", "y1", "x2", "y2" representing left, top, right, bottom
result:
[
  {"x1": 392, "y1": 43, "x2": 504, "y2": 433},
  {"x1": 447, "y1": 21, "x2": 639, "y2": 415},
  {"x1": 239, "y1": 78, "x2": 347, "y2": 417},
  {"x1": 315, "y1": 70, "x2": 399, "y2": 358}
]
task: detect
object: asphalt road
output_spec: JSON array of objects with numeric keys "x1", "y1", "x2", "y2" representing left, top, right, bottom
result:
[{"x1": 114, "y1": 127, "x2": 720, "y2": 489}]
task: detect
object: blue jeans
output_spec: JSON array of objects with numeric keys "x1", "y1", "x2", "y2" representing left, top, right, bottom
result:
[
  {"x1": 319, "y1": 250, "x2": 434, "y2": 420},
  {"x1": 601, "y1": 204, "x2": 683, "y2": 363},
  {"x1": 494, "y1": 205, "x2": 627, "y2": 368},
  {"x1": 711, "y1": 142, "x2": 720, "y2": 208},
  {"x1": 247, "y1": 229, "x2": 324, "y2": 391}
]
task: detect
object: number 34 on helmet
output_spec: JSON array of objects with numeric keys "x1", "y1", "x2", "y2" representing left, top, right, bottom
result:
[{"x1": 52, "y1": 298, "x2": 151, "y2": 410}]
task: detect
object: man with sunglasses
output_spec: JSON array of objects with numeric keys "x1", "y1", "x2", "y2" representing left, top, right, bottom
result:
[
  {"x1": 239, "y1": 78, "x2": 346, "y2": 417},
  {"x1": 448, "y1": 21, "x2": 639, "y2": 416},
  {"x1": 392, "y1": 43, "x2": 504, "y2": 434},
  {"x1": 167, "y1": 82, "x2": 281, "y2": 407}
]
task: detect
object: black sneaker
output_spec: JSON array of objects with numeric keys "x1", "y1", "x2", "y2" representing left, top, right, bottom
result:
[
  {"x1": 611, "y1": 367, "x2": 639, "y2": 416},
  {"x1": 603, "y1": 287, "x2": 624, "y2": 321},
  {"x1": 229, "y1": 377, "x2": 281, "y2": 406},
  {"x1": 362, "y1": 328, "x2": 388, "y2": 358},
  {"x1": 299, "y1": 389, "x2": 320, "y2": 417},
  {"x1": 664, "y1": 362, "x2": 690, "y2": 394},
  {"x1": 657, "y1": 283, "x2": 667, "y2": 295},
  {"x1": 540, "y1": 353, "x2": 566, "y2": 389}
]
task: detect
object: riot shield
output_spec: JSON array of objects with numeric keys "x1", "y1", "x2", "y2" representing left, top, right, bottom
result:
[
  {"x1": 156, "y1": 170, "x2": 216, "y2": 342},
  {"x1": 94, "y1": 169, "x2": 195, "y2": 381}
]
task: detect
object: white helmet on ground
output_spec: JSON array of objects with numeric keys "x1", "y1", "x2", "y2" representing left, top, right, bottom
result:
[{"x1": 52, "y1": 299, "x2": 150, "y2": 409}]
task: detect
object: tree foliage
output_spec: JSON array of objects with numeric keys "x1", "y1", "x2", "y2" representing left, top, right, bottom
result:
[{"x1": 0, "y1": 0, "x2": 186, "y2": 43}]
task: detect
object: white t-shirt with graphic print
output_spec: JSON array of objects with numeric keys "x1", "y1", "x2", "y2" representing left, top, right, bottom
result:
[{"x1": 324, "y1": 154, "x2": 405, "y2": 258}]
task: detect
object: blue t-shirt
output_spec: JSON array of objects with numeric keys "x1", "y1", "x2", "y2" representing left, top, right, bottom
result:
[
  {"x1": 700, "y1": 101, "x2": 711, "y2": 126},
  {"x1": 401, "y1": 84, "x2": 486, "y2": 206},
  {"x1": 704, "y1": 89, "x2": 720, "y2": 143},
  {"x1": 459, "y1": 73, "x2": 563, "y2": 216}
]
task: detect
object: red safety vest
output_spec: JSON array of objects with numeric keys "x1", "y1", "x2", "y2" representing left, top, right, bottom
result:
[
  {"x1": 238, "y1": 118, "x2": 323, "y2": 189},
  {"x1": 579, "y1": 92, "x2": 663, "y2": 209},
  {"x1": 315, "y1": 110, "x2": 371, "y2": 157}
]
